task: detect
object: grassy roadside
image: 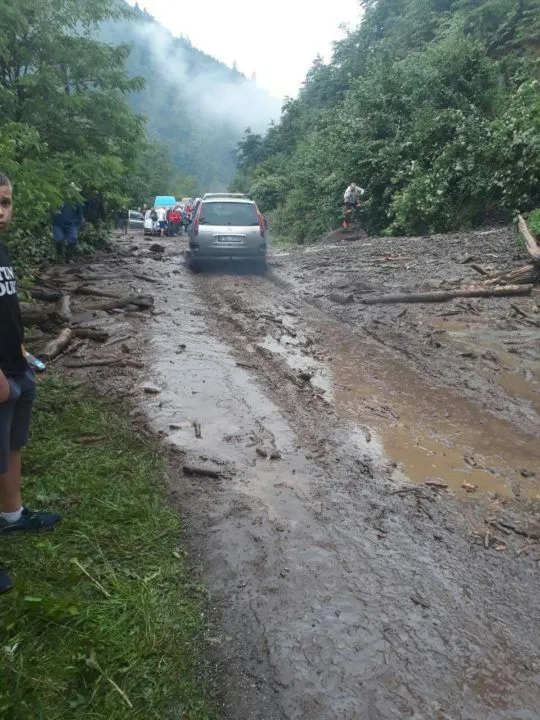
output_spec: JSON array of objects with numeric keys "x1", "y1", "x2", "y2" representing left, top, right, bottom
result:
[{"x1": 0, "y1": 376, "x2": 216, "y2": 719}]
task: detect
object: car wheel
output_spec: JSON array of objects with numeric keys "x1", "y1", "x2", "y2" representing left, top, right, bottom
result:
[
  {"x1": 253, "y1": 258, "x2": 267, "y2": 275},
  {"x1": 188, "y1": 257, "x2": 202, "y2": 274}
]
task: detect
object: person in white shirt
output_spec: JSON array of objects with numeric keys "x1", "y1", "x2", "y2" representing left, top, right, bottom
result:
[
  {"x1": 343, "y1": 183, "x2": 365, "y2": 228},
  {"x1": 157, "y1": 207, "x2": 167, "y2": 237}
]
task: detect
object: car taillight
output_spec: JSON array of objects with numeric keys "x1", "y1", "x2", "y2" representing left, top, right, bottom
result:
[
  {"x1": 256, "y1": 208, "x2": 265, "y2": 238},
  {"x1": 193, "y1": 212, "x2": 200, "y2": 237}
]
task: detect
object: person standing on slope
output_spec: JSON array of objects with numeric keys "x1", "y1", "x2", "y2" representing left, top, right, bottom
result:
[
  {"x1": 342, "y1": 182, "x2": 364, "y2": 229},
  {"x1": 52, "y1": 195, "x2": 84, "y2": 261}
]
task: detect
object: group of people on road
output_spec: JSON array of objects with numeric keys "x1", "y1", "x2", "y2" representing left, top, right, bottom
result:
[{"x1": 144, "y1": 204, "x2": 192, "y2": 238}]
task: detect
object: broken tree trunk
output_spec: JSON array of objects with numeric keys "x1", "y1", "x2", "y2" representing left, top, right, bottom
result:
[
  {"x1": 41, "y1": 328, "x2": 73, "y2": 360},
  {"x1": 64, "y1": 356, "x2": 123, "y2": 368},
  {"x1": 73, "y1": 285, "x2": 122, "y2": 299},
  {"x1": 57, "y1": 294, "x2": 72, "y2": 323},
  {"x1": 518, "y1": 214, "x2": 540, "y2": 263},
  {"x1": 93, "y1": 294, "x2": 154, "y2": 312},
  {"x1": 20, "y1": 303, "x2": 53, "y2": 327},
  {"x1": 73, "y1": 328, "x2": 109, "y2": 342},
  {"x1": 29, "y1": 287, "x2": 62, "y2": 302},
  {"x1": 360, "y1": 284, "x2": 533, "y2": 306},
  {"x1": 484, "y1": 263, "x2": 540, "y2": 286}
]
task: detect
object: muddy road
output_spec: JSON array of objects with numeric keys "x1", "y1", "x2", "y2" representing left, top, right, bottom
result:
[{"x1": 53, "y1": 229, "x2": 539, "y2": 720}]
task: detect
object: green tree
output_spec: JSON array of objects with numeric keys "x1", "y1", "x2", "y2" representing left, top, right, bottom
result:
[{"x1": 0, "y1": 0, "x2": 149, "y2": 270}]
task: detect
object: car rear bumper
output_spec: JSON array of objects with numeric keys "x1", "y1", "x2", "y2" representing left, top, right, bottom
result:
[{"x1": 189, "y1": 241, "x2": 266, "y2": 261}]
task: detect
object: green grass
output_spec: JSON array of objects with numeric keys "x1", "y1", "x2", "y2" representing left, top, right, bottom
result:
[
  {"x1": 269, "y1": 234, "x2": 294, "y2": 249},
  {"x1": 0, "y1": 377, "x2": 216, "y2": 720},
  {"x1": 525, "y1": 208, "x2": 540, "y2": 238}
]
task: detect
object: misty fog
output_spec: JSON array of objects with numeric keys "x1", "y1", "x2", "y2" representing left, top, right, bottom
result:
[
  {"x1": 99, "y1": 7, "x2": 281, "y2": 186},
  {"x1": 133, "y1": 21, "x2": 281, "y2": 134}
]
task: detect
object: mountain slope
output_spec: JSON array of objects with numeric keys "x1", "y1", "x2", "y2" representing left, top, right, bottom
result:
[
  {"x1": 234, "y1": 0, "x2": 540, "y2": 240},
  {"x1": 100, "y1": 3, "x2": 281, "y2": 189}
]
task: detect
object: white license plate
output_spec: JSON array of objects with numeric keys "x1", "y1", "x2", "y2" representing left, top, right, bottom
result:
[{"x1": 214, "y1": 235, "x2": 245, "y2": 245}]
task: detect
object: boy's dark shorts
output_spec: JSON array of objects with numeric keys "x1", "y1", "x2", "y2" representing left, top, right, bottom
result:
[{"x1": 0, "y1": 370, "x2": 36, "y2": 473}]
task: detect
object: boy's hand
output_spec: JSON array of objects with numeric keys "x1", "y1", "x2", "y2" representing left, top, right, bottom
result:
[{"x1": 0, "y1": 371, "x2": 11, "y2": 403}]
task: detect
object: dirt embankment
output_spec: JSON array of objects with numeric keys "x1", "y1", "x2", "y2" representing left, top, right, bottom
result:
[{"x1": 31, "y1": 228, "x2": 540, "y2": 720}]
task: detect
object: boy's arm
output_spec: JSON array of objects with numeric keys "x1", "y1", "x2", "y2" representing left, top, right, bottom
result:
[{"x1": 0, "y1": 369, "x2": 10, "y2": 403}]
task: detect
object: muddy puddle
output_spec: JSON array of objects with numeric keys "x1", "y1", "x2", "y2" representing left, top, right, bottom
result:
[
  {"x1": 255, "y1": 311, "x2": 539, "y2": 499},
  {"x1": 432, "y1": 319, "x2": 540, "y2": 410},
  {"x1": 329, "y1": 339, "x2": 539, "y2": 499}
]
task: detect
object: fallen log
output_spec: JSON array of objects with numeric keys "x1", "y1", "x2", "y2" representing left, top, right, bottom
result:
[
  {"x1": 64, "y1": 357, "x2": 144, "y2": 370},
  {"x1": 41, "y1": 328, "x2": 73, "y2": 360},
  {"x1": 360, "y1": 284, "x2": 533, "y2": 306},
  {"x1": 29, "y1": 287, "x2": 62, "y2": 302},
  {"x1": 469, "y1": 264, "x2": 489, "y2": 276},
  {"x1": 57, "y1": 294, "x2": 72, "y2": 323},
  {"x1": 485, "y1": 263, "x2": 540, "y2": 286},
  {"x1": 73, "y1": 285, "x2": 122, "y2": 299},
  {"x1": 92, "y1": 294, "x2": 154, "y2": 312},
  {"x1": 518, "y1": 214, "x2": 540, "y2": 263},
  {"x1": 132, "y1": 272, "x2": 158, "y2": 284},
  {"x1": 73, "y1": 328, "x2": 109, "y2": 342},
  {"x1": 64, "y1": 356, "x2": 123, "y2": 368},
  {"x1": 124, "y1": 359, "x2": 145, "y2": 369},
  {"x1": 20, "y1": 303, "x2": 52, "y2": 327}
]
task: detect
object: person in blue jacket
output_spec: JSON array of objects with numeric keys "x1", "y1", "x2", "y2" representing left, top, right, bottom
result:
[{"x1": 52, "y1": 200, "x2": 83, "y2": 261}]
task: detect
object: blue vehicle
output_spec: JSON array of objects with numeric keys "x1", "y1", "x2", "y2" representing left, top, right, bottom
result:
[{"x1": 153, "y1": 195, "x2": 176, "y2": 209}]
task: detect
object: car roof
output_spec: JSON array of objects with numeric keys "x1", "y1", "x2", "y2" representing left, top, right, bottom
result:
[
  {"x1": 203, "y1": 192, "x2": 247, "y2": 197},
  {"x1": 202, "y1": 197, "x2": 255, "y2": 205}
]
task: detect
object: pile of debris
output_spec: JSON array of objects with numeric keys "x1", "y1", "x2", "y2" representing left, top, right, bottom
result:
[
  {"x1": 21, "y1": 262, "x2": 156, "y2": 367},
  {"x1": 360, "y1": 214, "x2": 540, "y2": 306}
]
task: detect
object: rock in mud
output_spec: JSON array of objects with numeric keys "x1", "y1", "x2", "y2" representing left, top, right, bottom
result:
[
  {"x1": 182, "y1": 464, "x2": 223, "y2": 480},
  {"x1": 425, "y1": 478, "x2": 448, "y2": 488},
  {"x1": 328, "y1": 291, "x2": 355, "y2": 305},
  {"x1": 142, "y1": 382, "x2": 162, "y2": 394}
]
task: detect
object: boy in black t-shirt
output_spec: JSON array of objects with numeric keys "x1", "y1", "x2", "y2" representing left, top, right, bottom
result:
[{"x1": 0, "y1": 172, "x2": 62, "y2": 594}]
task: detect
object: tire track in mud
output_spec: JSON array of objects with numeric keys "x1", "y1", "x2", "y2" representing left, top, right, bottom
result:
[{"x1": 185, "y1": 265, "x2": 540, "y2": 720}]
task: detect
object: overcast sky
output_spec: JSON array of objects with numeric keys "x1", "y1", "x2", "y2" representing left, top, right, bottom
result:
[{"x1": 130, "y1": 0, "x2": 361, "y2": 98}]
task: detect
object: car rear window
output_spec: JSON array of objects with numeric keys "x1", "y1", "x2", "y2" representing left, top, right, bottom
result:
[{"x1": 199, "y1": 202, "x2": 259, "y2": 227}]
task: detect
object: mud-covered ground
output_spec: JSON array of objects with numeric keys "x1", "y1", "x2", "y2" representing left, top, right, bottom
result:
[{"x1": 41, "y1": 227, "x2": 539, "y2": 720}]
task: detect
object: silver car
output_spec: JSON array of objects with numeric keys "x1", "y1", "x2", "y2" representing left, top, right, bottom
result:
[
  {"x1": 188, "y1": 197, "x2": 267, "y2": 272},
  {"x1": 128, "y1": 210, "x2": 144, "y2": 231}
]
